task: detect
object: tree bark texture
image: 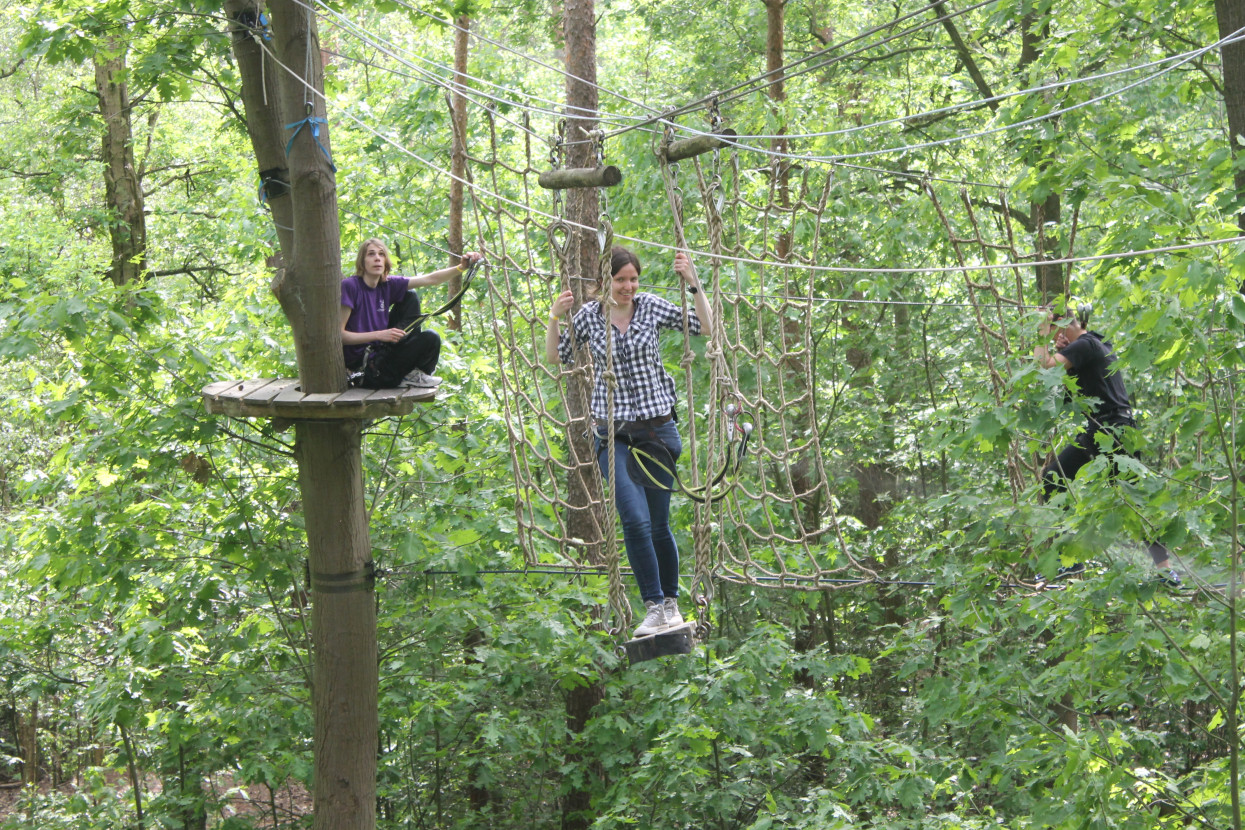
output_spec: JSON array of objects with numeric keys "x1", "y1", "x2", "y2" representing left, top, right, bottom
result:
[
  {"x1": 1217, "y1": 0, "x2": 1245, "y2": 232},
  {"x1": 560, "y1": 680, "x2": 604, "y2": 830},
  {"x1": 447, "y1": 14, "x2": 471, "y2": 332},
  {"x1": 538, "y1": 165, "x2": 622, "y2": 190},
  {"x1": 562, "y1": 0, "x2": 606, "y2": 565},
  {"x1": 560, "y1": 5, "x2": 607, "y2": 829},
  {"x1": 1019, "y1": 13, "x2": 1063, "y2": 300},
  {"x1": 18, "y1": 699, "x2": 37, "y2": 786},
  {"x1": 297, "y1": 420, "x2": 377, "y2": 830},
  {"x1": 94, "y1": 37, "x2": 147, "y2": 287},
  {"x1": 268, "y1": 0, "x2": 347, "y2": 395},
  {"x1": 226, "y1": 0, "x2": 294, "y2": 263},
  {"x1": 563, "y1": 0, "x2": 600, "y2": 279},
  {"x1": 765, "y1": 0, "x2": 823, "y2": 530},
  {"x1": 229, "y1": 4, "x2": 378, "y2": 829}
]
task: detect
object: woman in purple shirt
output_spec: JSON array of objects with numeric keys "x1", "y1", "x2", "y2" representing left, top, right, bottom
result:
[{"x1": 340, "y1": 238, "x2": 483, "y2": 388}]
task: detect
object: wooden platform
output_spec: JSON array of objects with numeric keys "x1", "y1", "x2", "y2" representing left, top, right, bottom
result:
[
  {"x1": 201, "y1": 378, "x2": 435, "y2": 421},
  {"x1": 624, "y1": 622, "x2": 696, "y2": 665}
]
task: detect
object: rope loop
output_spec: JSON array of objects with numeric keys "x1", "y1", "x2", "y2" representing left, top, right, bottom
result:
[{"x1": 547, "y1": 219, "x2": 571, "y2": 258}]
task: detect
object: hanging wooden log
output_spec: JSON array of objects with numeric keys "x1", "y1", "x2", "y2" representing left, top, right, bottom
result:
[
  {"x1": 537, "y1": 165, "x2": 622, "y2": 190},
  {"x1": 662, "y1": 128, "x2": 738, "y2": 162}
]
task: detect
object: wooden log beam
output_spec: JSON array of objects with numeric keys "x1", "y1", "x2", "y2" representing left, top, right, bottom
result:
[
  {"x1": 662, "y1": 129, "x2": 738, "y2": 163},
  {"x1": 537, "y1": 165, "x2": 622, "y2": 190}
]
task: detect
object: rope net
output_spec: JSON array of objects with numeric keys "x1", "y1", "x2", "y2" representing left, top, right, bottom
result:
[
  {"x1": 467, "y1": 109, "x2": 881, "y2": 626},
  {"x1": 923, "y1": 182, "x2": 1064, "y2": 500}
]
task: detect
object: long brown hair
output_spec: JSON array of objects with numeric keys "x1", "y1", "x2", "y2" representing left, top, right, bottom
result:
[
  {"x1": 588, "y1": 246, "x2": 642, "y2": 299},
  {"x1": 353, "y1": 238, "x2": 393, "y2": 280}
]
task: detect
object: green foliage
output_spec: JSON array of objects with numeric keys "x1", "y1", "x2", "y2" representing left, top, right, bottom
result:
[{"x1": 2, "y1": 0, "x2": 1245, "y2": 829}]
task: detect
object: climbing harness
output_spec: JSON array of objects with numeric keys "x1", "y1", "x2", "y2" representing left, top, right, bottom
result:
[{"x1": 611, "y1": 404, "x2": 754, "y2": 504}]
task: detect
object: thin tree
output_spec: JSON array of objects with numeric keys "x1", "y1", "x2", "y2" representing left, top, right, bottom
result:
[
  {"x1": 446, "y1": 13, "x2": 471, "y2": 332},
  {"x1": 94, "y1": 36, "x2": 147, "y2": 286}
]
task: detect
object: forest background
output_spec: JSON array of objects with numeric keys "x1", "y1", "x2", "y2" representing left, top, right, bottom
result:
[{"x1": 1, "y1": 0, "x2": 1244, "y2": 828}]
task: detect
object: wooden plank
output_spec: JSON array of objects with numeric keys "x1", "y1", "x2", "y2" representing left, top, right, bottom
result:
[
  {"x1": 331, "y1": 388, "x2": 383, "y2": 406},
  {"x1": 360, "y1": 387, "x2": 405, "y2": 405},
  {"x1": 202, "y1": 378, "x2": 272, "y2": 400},
  {"x1": 272, "y1": 384, "x2": 325, "y2": 410},
  {"x1": 243, "y1": 378, "x2": 299, "y2": 405},
  {"x1": 398, "y1": 387, "x2": 437, "y2": 403}
]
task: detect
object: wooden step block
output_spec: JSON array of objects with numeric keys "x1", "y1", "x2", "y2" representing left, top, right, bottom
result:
[{"x1": 624, "y1": 621, "x2": 695, "y2": 665}]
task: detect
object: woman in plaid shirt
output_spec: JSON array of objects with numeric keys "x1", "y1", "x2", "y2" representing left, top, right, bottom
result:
[{"x1": 545, "y1": 246, "x2": 713, "y2": 638}]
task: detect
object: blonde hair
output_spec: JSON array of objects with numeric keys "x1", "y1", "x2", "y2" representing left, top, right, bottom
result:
[{"x1": 354, "y1": 238, "x2": 393, "y2": 280}]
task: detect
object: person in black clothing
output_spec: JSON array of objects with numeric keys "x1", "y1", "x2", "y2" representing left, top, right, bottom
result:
[{"x1": 1034, "y1": 304, "x2": 1179, "y2": 585}]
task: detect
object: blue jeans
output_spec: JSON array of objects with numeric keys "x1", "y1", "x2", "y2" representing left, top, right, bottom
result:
[{"x1": 596, "y1": 420, "x2": 682, "y2": 603}]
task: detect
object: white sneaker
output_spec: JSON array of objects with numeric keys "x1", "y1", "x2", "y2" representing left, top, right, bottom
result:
[
  {"x1": 633, "y1": 600, "x2": 667, "y2": 638},
  {"x1": 401, "y1": 369, "x2": 442, "y2": 388},
  {"x1": 663, "y1": 597, "x2": 684, "y2": 627}
]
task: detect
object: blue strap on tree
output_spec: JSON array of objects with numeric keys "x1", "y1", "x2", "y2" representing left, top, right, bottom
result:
[{"x1": 285, "y1": 112, "x2": 336, "y2": 171}]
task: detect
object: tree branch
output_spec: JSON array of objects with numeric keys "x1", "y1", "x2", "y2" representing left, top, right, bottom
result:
[
  {"x1": 0, "y1": 57, "x2": 25, "y2": 79},
  {"x1": 967, "y1": 195, "x2": 1035, "y2": 231},
  {"x1": 933, "y1": 1, "x2": 998, "y2": 112}
]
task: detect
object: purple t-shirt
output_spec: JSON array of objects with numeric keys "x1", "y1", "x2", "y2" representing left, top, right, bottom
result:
[{"x1": 341, "y1": 275, "x2": 410, "y2": 367}]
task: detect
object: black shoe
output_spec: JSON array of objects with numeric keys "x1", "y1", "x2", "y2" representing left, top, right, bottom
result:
[
  {"x1": 1055, "y1": 562, "x2": 1086, "y2": 579},
  {"x1": 1154, "y1": 568, "x2": 1182, "y2": 588}
]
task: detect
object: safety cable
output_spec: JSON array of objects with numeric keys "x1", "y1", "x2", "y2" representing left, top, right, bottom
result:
[{"x1": 256, "y1": 35, "x2": 1245, "y2": 284}]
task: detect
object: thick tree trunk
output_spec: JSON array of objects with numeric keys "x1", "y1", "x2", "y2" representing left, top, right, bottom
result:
[
  {"x1": 561, "y1": 681, "x2": 604, "y2": 830},
  {"x1": 561, "y1": 4, "x2": 606, "y2": 828},
  {"x1": 18, "y1": 699, "x2": 37, "y2": 786},
  {"x1": 268, "y1": 1, "x2": 348, "y2": 394},
  {"x1": 226, "y1": 0, "x2": 294, "y2": 264},
  {"x1": 765, "y1": 0, "x2": 822, "y2": 530},
  {"x1": 229, "y1": 4, "x2": 377, "y2": 829},
  {"x1": 561, "y1": 0, "x2": 605, "y2": 563},
  {"x1": 94, "y1": 38, "x2": 147, "y2": 286},
  {"x1": 1217, "y1": 0, "x2": 1245, "y2": 233},
  {"x1": 297, "y1": 419, "x2": 377, "y2": 830},
  {"x1": 446, "y1": 14, "x2": 471, "y2": 331},
  {"x1": 763, "y1": 0, "x2": 790, "y2": 221}
]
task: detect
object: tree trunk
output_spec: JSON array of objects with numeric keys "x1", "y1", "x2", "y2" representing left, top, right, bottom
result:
[
  {"x1": 764, "y1": 0, "x2": 823, "y2": 531},
  {"x1": 561, "y1": 680, "x2": 604, "y2": 830},
  {"x1": 230, "y1": 4, "x2": 377, "y2": 829},
  {"x1": 1216, "y1": 0, "x2": 1245, "y2": 233},
  {"x1": 94, "y1": 37, "x2": 147, "y2": 286},
  {"x1": 18, "y1": 699, "x2": 37, "y2": 786},
  {"x1": 226, "y1": 0, "x2": 294, "y2": 264},
  {"x1": 561, "y1": 4, "x2": 606, "y2": 828},
  {"x1": 1019, "y1": 14, "x2": 1063, "y2": 300},
  {"x1": 561, "y1": 0, "x2": 605, "y2": 567},
  {"x1": 446, "y1": 14, "x2": 471, "y2": 331}
]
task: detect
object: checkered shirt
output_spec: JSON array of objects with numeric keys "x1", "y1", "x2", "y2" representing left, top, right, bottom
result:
[{"x1": 558, "y1": 292, "x2": 701, "y2": 421}]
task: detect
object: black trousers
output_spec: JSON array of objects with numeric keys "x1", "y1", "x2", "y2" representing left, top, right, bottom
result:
[
  {"x1": 1041, "y1": 423, "x2": 1169, "y2": 565},
  {"x1": 351, "y1": 292, "x2": 441, "y2": 389}
]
